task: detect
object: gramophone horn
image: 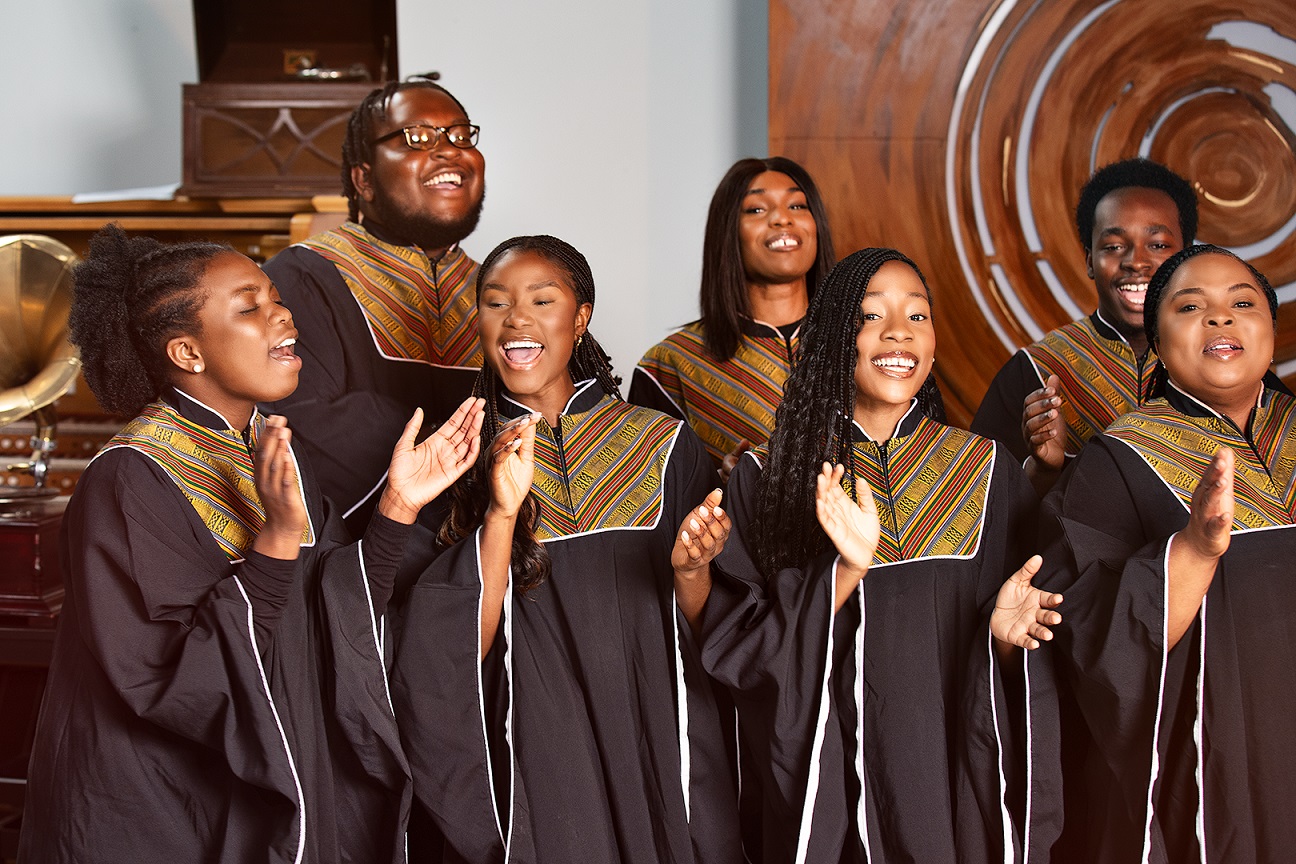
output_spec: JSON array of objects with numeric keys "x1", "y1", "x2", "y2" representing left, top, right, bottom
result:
[{"x1": 0, "y1": 235, "x2": 81, "y2": 427}]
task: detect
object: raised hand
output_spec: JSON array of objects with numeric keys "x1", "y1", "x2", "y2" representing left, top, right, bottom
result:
[
  {"x1": 992, "y1": 555, "x2": 1063, "y2": 650},
  {"x1": 1166, "y1": 446, "x2": 1234, "y2": 649},
  {"x1": 487, "y1": 414, "x2": 539, "y2": 519},
  {"x1": 672, "y1": 488, "x2": 730, "y2": 575},
  {"x1": 1023, "y1": 374, "x2": 1067, "y2": 471},
  {"x1": 253, "y1": 414, "x2": 308, "y2": 560},
  {"x1": 380, "y1": 398, "x2": 487, "y2": 524},
  {"x1": 815, "y1": 463, "x2": 880, "y2": 610},
  {"x1": 720, "y1": 439, "x2": 751, "y2": 486},
  {"x1": 1181, "y1": 445, "x2": 1234, "y2": 561}
]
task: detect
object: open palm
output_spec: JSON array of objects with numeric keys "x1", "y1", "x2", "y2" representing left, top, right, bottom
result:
[{"x1": 387, "y1": 398, "x2": 487, "y2": 511}]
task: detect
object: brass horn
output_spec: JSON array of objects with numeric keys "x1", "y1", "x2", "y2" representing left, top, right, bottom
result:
[{"x1": 0, "y1": 235, "x2": 82, "y2": 493}]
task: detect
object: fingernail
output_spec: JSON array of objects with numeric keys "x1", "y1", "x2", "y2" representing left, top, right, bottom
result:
[
  {"x1": 698, "y1": 506, "x2": 709, "y2": 518},
  {"x1": 681, "y1": 530, "x2": 690, "y2": 542},
  {"x1": 690, "y1": 519, "x2": 700, "y2": 531},
  {"x1": 714, "y1": 507, "x2": 724, "y2": 518}
]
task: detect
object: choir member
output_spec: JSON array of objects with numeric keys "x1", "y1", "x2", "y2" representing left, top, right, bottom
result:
[
  {"x1": 697, "y1": 248, "x2": 1060, "y2": 862},
  {"x1": 265, "y1": 79, "x2": 487, "y2": 532},
  {"x1": 19, "y1": 225, "x2": 484, "y2": 864},
  {"x1": 632, "y1": 157, "x2": 836, "y2": 481},
  {"x1": 971, "y1": 158, "x2": 1196, "y2": 493},
  {"x1": 1039, "y1": 244, "x2": 1296, "y2": 862},
  {"x1": 391, "y1": 235, "x2": 741, "y2": 863}
]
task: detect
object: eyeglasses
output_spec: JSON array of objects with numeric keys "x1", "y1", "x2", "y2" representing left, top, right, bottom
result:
[{"x1": 371, "y1": 124, "x2": 481, "y2": 151}]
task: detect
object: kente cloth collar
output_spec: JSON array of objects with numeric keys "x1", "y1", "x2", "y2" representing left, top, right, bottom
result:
[
  {"x1": 850, "y1": 399, "x2": 922, "y2": 444},
  {"x1": 166, "y1": 387, "x2": 259, "y2": 438},
  {"x1": 499, "y1": 378, "x2": 603, "y2": 420},
  {"x1": 740, "y1": 316, "x2": 802, "y2": 339},
  {"x1": 1164, "y1": 379, "x2": 1270, "y2": 422},
  {"x1": 1090, "y1": 310, "x2": 1152, "y2": 355}
]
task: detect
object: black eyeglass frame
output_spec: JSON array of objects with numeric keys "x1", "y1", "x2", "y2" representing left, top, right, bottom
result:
[{"x1": 371, "y1": 124, "x2": 481, "y2": 151}]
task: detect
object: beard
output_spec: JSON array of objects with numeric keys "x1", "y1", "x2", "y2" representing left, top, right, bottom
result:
[{"x1": 366, "y1": 186, "x2": 486, "y2": 254}]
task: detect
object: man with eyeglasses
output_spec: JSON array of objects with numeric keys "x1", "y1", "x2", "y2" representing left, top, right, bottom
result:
[{"x1": 265, "y1": 79, "x2": 487, "y2": 534}]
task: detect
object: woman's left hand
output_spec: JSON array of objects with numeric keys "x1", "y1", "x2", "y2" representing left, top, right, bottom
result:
[
  {"x1": 380, "y1": 398, "x2": 486, "y2": 524},
  {"x1": 671, "y1": 488, "x2": 730, "y2": 575}
]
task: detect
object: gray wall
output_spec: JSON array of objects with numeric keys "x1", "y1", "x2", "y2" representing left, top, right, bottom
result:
[{"x1": 0, "y1": 0, "x2": 769, "y2": 386}]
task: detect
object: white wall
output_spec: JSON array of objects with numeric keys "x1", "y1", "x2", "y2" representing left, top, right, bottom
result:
[{"x1": 0, "y1": 0, "x2": 768, "y2": 386}]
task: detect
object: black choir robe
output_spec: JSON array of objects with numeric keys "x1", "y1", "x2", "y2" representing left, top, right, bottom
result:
[
  {"x1": 19, "y1": 388, "x2": 411, "y2": 864},
  {"x1": 265, "y1": 221, "x2": 481, "y2": 532},
  {"x1": 971, "y1": 312, "x2": 1157, "y2": 464},
  {"x1": 391, "y1": 380, "x2": 741, "y2": 864},
  {"x1": 631, "y1": 318, "x2": 799, "y2": 472},
  {"x1": 1037, "y1": 382, "x2": 1296, "y2": 863},
  {"x1": 702, "y1": 404, "x2": 1057, "y2": 863}
]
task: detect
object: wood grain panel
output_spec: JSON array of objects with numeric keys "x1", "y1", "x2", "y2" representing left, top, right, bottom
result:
[{"x1": 773, "y1": 0, "x2": 1296, "y2": 425}]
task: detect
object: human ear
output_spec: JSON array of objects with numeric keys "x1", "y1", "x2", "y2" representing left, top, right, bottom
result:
[
  {"x1": 166, "y1": 336, "x2": 204, "y2": 375},
  {"x1": 1084, "y1": 248, "x2": 1095, "y2": 281},
  {"x1": 352, "y1": 163, "x2": 375, "y2": 202},
  {"x1": 573, "y1": 302, "x2": 593, "y2": 337}
]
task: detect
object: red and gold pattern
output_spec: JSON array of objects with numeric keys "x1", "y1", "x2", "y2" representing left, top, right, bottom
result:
[
  {"x1": 1106, "y1": 392, "x2": 1296, "y2": 530},
  {"x1": 529, "y1": 397, "x2": 681, "y2": 540},
  {"x1": 847, "y1": 418, "x2": 994, "y2": 564},
  {"x1": 303, "y1": 223, "x2": 482, "y2": 367},
  {"x1": 100, "y1": 403, "x2": 314, "y2": 559},
  {"x1": 1025, "y1": 317, "x2": 1156, "y2": 455},
  {"x1": 637, "y1": 321, "x2": 796, "y2": 467}
]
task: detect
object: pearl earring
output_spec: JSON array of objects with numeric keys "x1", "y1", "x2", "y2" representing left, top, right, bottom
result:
[{"x1": 193, "y1": 364, "x2": 203, "y2": 374}]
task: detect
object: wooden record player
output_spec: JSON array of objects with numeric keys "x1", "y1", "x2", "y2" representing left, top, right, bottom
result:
[{"x1": 180, "y1": 0, "x2": 398, "y2": 198}]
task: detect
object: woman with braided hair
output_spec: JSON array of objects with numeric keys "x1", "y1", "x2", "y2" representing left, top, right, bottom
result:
[
  {"x1": 391, "y1": 235, "x2": 742, "y2": 863},
  {"x1": 698, "y1": 247, "x2": 1061, "y2": 863},
  {"x1": 19, "y1": 225, "x2": 486, "y2": 863}
]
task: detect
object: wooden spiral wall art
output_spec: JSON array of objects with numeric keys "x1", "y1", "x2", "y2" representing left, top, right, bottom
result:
[{"x1": 771, "y1": 0, "x2": 1296, "y2": 424}]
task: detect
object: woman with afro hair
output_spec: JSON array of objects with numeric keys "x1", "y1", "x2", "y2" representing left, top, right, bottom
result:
[{"x1": 19, "y1": 225, "x2": 485, "y2": 864}]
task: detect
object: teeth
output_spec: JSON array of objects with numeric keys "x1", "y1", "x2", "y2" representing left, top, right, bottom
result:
[
  {"x1": 872, "y1": 356, "x2": 916, "y2": 369},
  {"x1": 767, "y1": 236, "x2": 798, "y2": 250},
  {"x1": 504, "y1": 340, "x2": 542, "y2": 350},
  {"x1": 273, "y1": 337, "x2": 296, "y2": 349},
  {"x1": 426, "y1": 172, "x2": 463, "y2": 186}
]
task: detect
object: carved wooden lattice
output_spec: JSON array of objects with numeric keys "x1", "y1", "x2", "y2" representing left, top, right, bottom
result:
[{"x1": 771, "y1": 0, "x2": 1296, "y2": 424}]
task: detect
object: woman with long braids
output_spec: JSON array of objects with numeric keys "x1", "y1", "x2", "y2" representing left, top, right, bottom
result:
[
  {"x1": 1037, "y1": 245, "x2": 1296, "y2": 862},
  {"x1": 19, "y1": 225, "x2": 485, "y2": 863},
  {"x1": 632, "y1": 157, "x2": 835, "y2": 482},
  {"x1": 392, "y1": 235, "x2": 742, "y2": 863},
  {"x1": 699, "y1": 248, "x2": 1061, "y2": 863}
]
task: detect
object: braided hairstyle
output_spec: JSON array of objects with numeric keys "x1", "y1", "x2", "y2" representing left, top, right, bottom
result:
[
  {"x1": 751, "y1": 248, "x2": 945, "y2": 576},
  {"x1": 700, "y1": 156, "x2": 837, "y2": 362},
  {"x1": 69, "y1": 224, "x2": 230, "y2": 417},
  {"x1": 440, "y1": 235, "x2": 621, "y2": 592},
  {"x1": 1074, "y1": 157, "x2": 1198, "y2": 249},
  {"x1": 1141, "y1": 243, "x2": 1278, "y2": 400},
  {"x1": 340, "y1": 78, "x2": 471, "y2": 221}
]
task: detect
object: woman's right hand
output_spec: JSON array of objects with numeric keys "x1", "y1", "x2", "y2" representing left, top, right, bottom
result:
[
  {"x1": 253, "y1": 415, "x2": 309, "y2": 560},
  {"x1": 815, "y1": 462, "x2": 879, "y2": 609},
  {"x1": 487, "y1": 414, "x2": 540, "y2": 519}
]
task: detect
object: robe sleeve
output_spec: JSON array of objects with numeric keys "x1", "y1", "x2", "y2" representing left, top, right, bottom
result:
[
  {"x1": 390, "y1": 528, "x2": 511, "y2": 864},
  {"x1": 1035, "y1": 436, "x2": 1181, "y2": 859},
  {"x1": 700, "y1": 452, "x2": 839, "y2": 860},
  {"x1": 663, "y1": 424, "x2": 744, "y2": 863},
  {"x1": 971, "y1": 350, "x2": 1044, "y2": 464},
  {"x1": 66, "y1": 449, "x2": 314, "y2": 785},
  {"x1": 264, "y1": 246, "x2": 414, "y2": 524}
]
